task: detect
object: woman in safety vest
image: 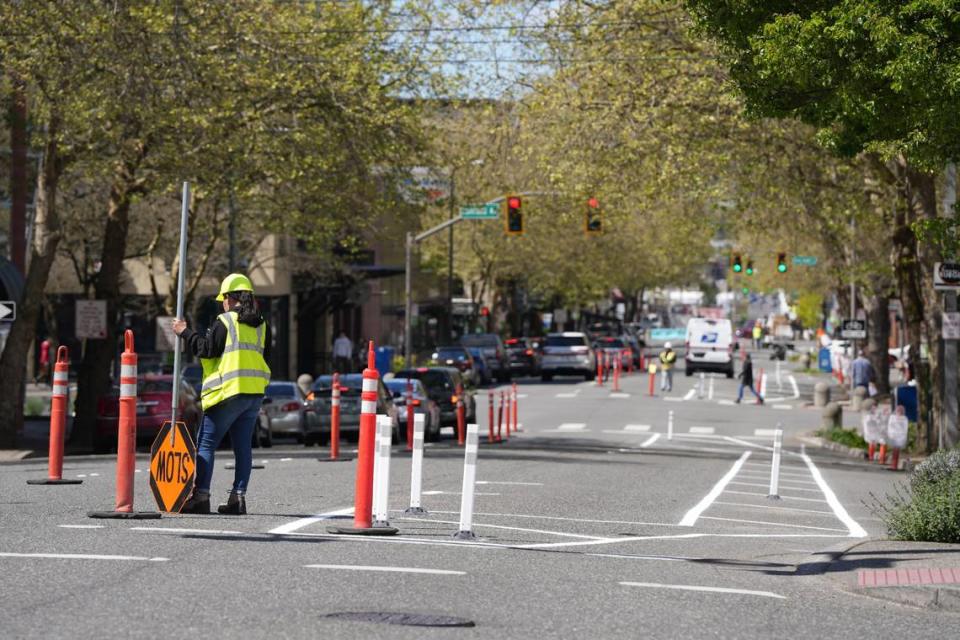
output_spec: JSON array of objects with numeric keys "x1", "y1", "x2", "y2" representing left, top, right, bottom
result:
[{"x1": 172, "y1": 273, "x2": 271, "y2": 515}]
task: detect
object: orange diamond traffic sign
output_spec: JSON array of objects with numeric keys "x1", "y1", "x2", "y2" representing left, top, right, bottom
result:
[{"x1": 149, "y1": 421, "x2": 197, "y2": 513}]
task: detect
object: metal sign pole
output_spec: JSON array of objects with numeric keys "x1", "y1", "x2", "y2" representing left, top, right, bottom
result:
[{"x1": 170, "y1": 182, "x2": 190, "y2": 439}]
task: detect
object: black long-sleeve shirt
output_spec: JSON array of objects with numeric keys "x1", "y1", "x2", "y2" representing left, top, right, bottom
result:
[{"x1": 180, "y1": 321, "x2": 227, "y2": 359}]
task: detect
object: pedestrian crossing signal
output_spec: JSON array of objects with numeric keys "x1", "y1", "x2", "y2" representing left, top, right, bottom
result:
[
  {"x1": 585, "y1": 197, "x2": 602, "y2": 234},
  {"x1": 505, "y1": 196, "x2": 523, "y2": 235},
  {"x1": 777, "y1": 252, "x2": 788, "y2": 273}
]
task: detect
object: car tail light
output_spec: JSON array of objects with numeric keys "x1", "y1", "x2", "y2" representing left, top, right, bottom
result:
[
  {"x1": 282, "y1": 402, "x2": 300, "y2": 412},
  {"x1": 411, "y1": 398, "x2": 421, "y2": 406},
  {"x1": 525, "y1": 349, "x2": 534, "y2": 356},
  {"x1": 451, "y1": 395, "x2": 459, "y2": 404}
]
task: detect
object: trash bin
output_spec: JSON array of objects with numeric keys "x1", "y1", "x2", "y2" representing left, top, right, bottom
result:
[
  {"x1": 375, "y1": 346, "x2": 395, "y2": 379},
  {"x1": 893, "y1": 385, "x2": 918, "y2": 423},
  {"x1": 818, "y1": 347, "x2": 832, "y2": 373}
]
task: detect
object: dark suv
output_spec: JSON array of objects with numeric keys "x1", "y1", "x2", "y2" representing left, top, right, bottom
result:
[
  {"x1": 461, "y1": 333, "x2": 510, "y2": 383},
  {"x1": 394, "y1": 367, "x2": 477, "y2": 428},
  {"x1": 505, "y1": 337, "x2": 542, "y2": 377}
]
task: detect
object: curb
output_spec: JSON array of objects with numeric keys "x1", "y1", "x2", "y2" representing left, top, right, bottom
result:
[{"x1": 799, "y1": 434, "x2": 912, "y2": 471}]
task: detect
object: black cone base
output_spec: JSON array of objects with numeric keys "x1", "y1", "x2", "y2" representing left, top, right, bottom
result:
[
  {"x1": 452, "y1": 530, "x2": 476, "y2": 540},
  {"x1": 404, "y1": 506, "x2": 428, "y2": 515},
  {"x1": 327, "y1": 525, "x2": 398, "y2": 536},
  {"x1": 88, "y1": 510, "x2": 162, "y2": 519},
  {"x1": 27, "y1": 478, "x2": 83, "y2": 485},
  {"x1": 225, "y1": 464, "x2": 265, "y2": 470}
]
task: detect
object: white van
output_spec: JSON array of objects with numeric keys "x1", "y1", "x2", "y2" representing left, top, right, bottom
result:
[{"x1": 685, "y1": 317, "x2": 735, "y2": 378}]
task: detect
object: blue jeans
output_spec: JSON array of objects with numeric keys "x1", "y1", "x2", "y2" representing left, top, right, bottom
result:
[
  {"x1": 195, "y1": 394, "x2": 261, "y2": 495},
  {"x1": 737, "y1": 383, "x2": 760, "y2": 401}
]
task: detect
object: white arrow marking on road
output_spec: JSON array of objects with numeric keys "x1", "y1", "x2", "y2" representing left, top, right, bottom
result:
[
  {"x1": 678, "y1": 451, "x2": 751, "y2": 527},
  {"x1": 620, "y1": 582, "x2": 786, "y2": 600},
  {"x1": 801, "y1": 452, "x2": 868, "y2": 537},
  {"x1": 0, "y1": 552, "x2": 168, "y2": 562},
  {"x1": 305, "y1": 564, "x2": 465, "y2": 576}
]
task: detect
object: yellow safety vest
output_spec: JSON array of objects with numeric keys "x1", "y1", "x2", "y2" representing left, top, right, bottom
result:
[
  {"x1": 200, "y1": 312, "x2": 271, "y2": 410},
  {"x1": 659, "y1": 350, "x2": 676, "y2": 370}
]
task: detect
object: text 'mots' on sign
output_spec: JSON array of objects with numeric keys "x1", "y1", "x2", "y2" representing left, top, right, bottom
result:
[{"x1": 149, "y1": 421, "x2": 197, "y2": 513}]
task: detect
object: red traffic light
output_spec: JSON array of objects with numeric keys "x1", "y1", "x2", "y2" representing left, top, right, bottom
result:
[
  {"x1": 480, "y1": 306, "x2": 490, "y2": 317},
  {"x1": 508, "y1": 197, "x2": 522, "y2": 209},
  {"x1": 587, "y1": 197, "x2": 600, "y2": 208}
]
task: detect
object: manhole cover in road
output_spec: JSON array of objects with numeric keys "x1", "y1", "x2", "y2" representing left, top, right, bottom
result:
[{"x1": 324, "y1": 612, "x2": 475, "y2": 628}]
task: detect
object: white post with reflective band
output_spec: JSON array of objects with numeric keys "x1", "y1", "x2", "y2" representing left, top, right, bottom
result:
[
  {"x1": 453, "y1": 423, "x2": 479, "y2": 540},
  {"x1": 768, "y1": 426, "x2": 783, "y2": 500},
  {"x1": 776, "y1": 360, "x2": 783, "y2": 392},
  {"x1": 405, "y1": 414, "x2": 427, "y2": 514},
  {"x1": 698, "y1": 372, "x2": 705, "y2": 399},
  {"x1": 372, "y1": 415, "x2": 393, "y2": 527},
  {"x1": 667, "y1": 410, "x2": 674, "y2": 441}
]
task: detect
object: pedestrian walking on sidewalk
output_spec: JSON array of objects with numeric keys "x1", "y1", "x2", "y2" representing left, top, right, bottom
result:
[
  {"x1": 852, "y1": 350, "x2": 875, "y2": 392},
  {"x1": 172, "y1": 273, "x2": 271, "y2": 515},
  {"x1": 659, "y1": 342, "x2": 677, "y2": 392},
  {"x1": 333, "y1": 331, "x2": 353, "y2": 373},
  {"x1": 735, "y1": 353, "x2": 763, "y2": 404}
]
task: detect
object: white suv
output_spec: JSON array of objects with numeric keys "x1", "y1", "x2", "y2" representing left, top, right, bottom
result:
[{"x1": 540, "y1": 332, "x2": 597, "y2": 381}]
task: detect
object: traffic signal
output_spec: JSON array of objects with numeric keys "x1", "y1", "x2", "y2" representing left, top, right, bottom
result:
[
  {"x1": 777, "y1": 252, "x2": 788, "y2": 273},
  {"x1": 746, "y1": 259, "x2": 754, "y2": 276},
  {"x1": 585, "y1": 197, "x2": 602, "y2": 234},
  {"x1": 742, "y1": 287, "x2": 749, "y2": 294},
  {"x1": 732, "y1": 253, "x2": 743, "y2": 273},
  {"x1": 505, "y1": 196, "x2": 523, "y2": 235}
]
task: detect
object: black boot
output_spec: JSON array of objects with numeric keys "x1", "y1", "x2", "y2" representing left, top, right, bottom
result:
[
  {"x1": 181, "y1": 490, "x2": 210, "y2": 514},
  {"x1": 217, "y1": 492, "x2": 246, "y2": 515}
]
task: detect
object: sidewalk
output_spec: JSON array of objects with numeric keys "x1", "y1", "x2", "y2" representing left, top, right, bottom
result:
[{"x1": 819, "y1": 539, "x2": 960, "y2": 612}]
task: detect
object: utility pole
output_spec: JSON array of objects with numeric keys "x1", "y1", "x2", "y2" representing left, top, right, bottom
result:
[
  {"x1": 850, "y1": 215, "x2": 856, "y2": 396},
  {"x1": 228, "y1": 190, "x2": 237, "y2": 272},
  {"x1": 447, "y1": 171, "x2": 455, "y2": 343}
]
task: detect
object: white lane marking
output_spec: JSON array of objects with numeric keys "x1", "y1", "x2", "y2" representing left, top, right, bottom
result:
[
  {"x1": 725, "y1": 490, "x2": 827, "y2": 503},
  {"x1": 610, "y1": 392, "x2": 630, "y2": 398},
  {"x1": 280, "y1": 458, "x2": 293, "y2": 462},
  {"x1": 699, "y1": 516, "x2": 848, "y2": 533},
  {"x1": 620, "y1": 581, "x2": 785, "y2": 600},
  {"x1": 305, "y1": 564, "x2": 465, "y2": 576},
  {"x1": 404, "y1": 510, "x2": 684, "y2": 528},
  {"x1": 134, "y1": 469, "x2": 142, "y2": 473},
  {"x1": 557, "y1": 423, "x2": 586, "y2": 431},
  {"x1": 76, "y1": 474, "x2": 87, "y2": 478},
  {"x1": 736, "y1": 473, "x2": 817, "y2": 485},
  {"x1": 88, "y1": 473, "x2": 100, "y2": 477},
  {"x1": 398, "y1": 517, "x2": 605, "y2": 540},
  {"x1": 678, "y1": 451, "x2": 752, "y2": 527},
  {"x1": 688, "y1": 426, "x2": 715, "y2": 435},
  {"x1": 0, "y1": 552, "x2": 168, "y2": 562},
  {"x1": 516, "y1": 533, "x2": 706, "y2": 550},
  {"x1": 728, "y1": 481, "x2": 821, "y2": 493},
  {"x1": 422, "y1": 490, "x2": 444, "y2": 495},
  {"x1": 722, "y1": 435, "x2": 802, "y2": 457},
  {"x1": 640, "y1": 433, "x2": 661, "y2": 448},
  {"x1": 624, "y1": 424, "x2": 651, "y2": 432},
  {"x1": 754, "y1": 429, "x2": 778, "y2": 437},
  {"x1": 741, "y1": 462, "x2": 808, "y2": 475},
  {"x1": 717, "y1": 399, "x2": 736, "y2": 406},
  {"x1": 788, "y1": 375, "x2": 800, "y2": 399},
  {"x1": 664, "y1": 397, "x2": 686, "y2": 402},
  {"x1": 682, "y1": 389, "x2": 696, "y2": 400},
  {"x1": 476, "y1": 481, "x2": 543, "y2": 486},
  {"x1": 267, "y1": 506, "x2": 354, "y2": 535},
  {"x1": 517, "y1": 394, "x2": 528, "y2": 399},
  {"x1": 58, "y1": 524, "x2": 104, "y2": 529},
  {"x1": 801, "y1": 452, "x2": 868, "y2": 537},
  {"x1": 708, "y1": 377, "x2": 715, "y2": 400},
  {"x1": 421, "y1": 491, "x2": 501, "y2": 496},
  {"x1": 712, "y1": 501, "x2": 834, "y2": 516},
  {"x1": 772, "y1": 405, "x2": 793, "y2": 410},
  {"x1": 130, "y1": 527, "x2": 243, "y2": 535},
  {"x1": 555, "y1": 391, "x2": 579, "y2": 398}
]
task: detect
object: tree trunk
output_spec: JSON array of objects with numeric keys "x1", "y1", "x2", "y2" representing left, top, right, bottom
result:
[
  {"x1": 864, "y1": 293, "x2": 891, "y2": 396},
  {"x1": 0, "y1": 126, "x2": 65, "y2": 447},
  {"x1": 70, "y1": 146, "x2": 145, "y2": 450}
]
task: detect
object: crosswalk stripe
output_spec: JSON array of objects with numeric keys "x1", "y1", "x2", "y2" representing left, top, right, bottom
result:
[
  {"x1": 688, "y1": 426, "x2": 715, "y2": 435},
  {"x1": 624, "y1": 424, "x2": 651, "y2": 432},
  {"x1": 557, "y1": 423, "x2": 586, "y2": 431}
]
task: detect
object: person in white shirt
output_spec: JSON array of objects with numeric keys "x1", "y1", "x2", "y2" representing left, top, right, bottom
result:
[{"x1": 333, "y1": 332, "x2": 353, "y2": 373}]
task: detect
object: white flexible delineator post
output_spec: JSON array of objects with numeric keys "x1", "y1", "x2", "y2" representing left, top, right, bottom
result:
[
  {"x1": 372, "y1": 415, "x2": 393, "y2": 526},
  {"x1": 667, "y1": 410, "x2": 674, "y2": 441},
  {"x1": 405, "y1": 414, "x2": 427, "y2": 515},
  {"x1": 768, "y1": 425, "x2": 783, "y2": 500},
  {"x1": 454, "y1": 423, "x2": 479, "y2": 540},
  {"x1": 698, "y1": 372, "x2": 705, "y2": 399}
]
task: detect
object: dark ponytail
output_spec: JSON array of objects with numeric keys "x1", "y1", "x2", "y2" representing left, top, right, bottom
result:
[{"x1": 229, "y1": 291, "x2": 263, "y2": 326}]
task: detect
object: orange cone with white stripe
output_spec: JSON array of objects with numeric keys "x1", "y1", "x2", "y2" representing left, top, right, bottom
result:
[{"x1": 27, "y1": 346, "x2": 82, "y2": 485}]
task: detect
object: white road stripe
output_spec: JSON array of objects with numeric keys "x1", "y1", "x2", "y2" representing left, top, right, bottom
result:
[
  {"x1": 699, "y1": 516, "x2": 848, "y2": 532},
  {"x1": 688, "y1": 426, "x2": 715, "y2": 435},
  {"x1": 517, "y1": 394, "x2": 528, "y2": 399},
  {"x1": 788, "y1": 375, "x2": 800, "y2": 399},
  {"x1": 754, "y1": 429, "x2": 778, "y2": 437},
  {"x1": 58, "y1": 524, "x2": 104, "y2": 529},
  {"x1": 476, "y1": 481, "x2": 543, "y2": 486},
  {"x1": 736, "y1": 473, "x2": 818, "y2": 485},
  {"x1": 640, "y1": 433, "x2": 661, "y2": 448},
  {"x1": 728, "y1": 481, "x2": 821, "y2": 493},
  {"x1": 305, "y1": 564, "x2": 465, "y2": 576},
  {"x1": 717, "y1": 399, "x2": 736, "y2": 406},
  {"x1": 712, "y1": 501, "x2": 834, "y2": 516},
  {"x1": 267, "y1": 506, "x2": 354, "y2": 535},
  {"x1": 402, "y1": 510, "x2": 684, "y2": 528},
  {"x1": 664, "y1": 396, "x2": 686, "y2": 402},
  {"x1": 610, "y1": 392, "x2": 630, "y2": 398},
  {"x1": 557, "y1": 423, "x2": 586, "y2": 431},
  {"x1": 708, "y1": 377, "x2": 715, "y2": 400},
  {"x1": 555, "y1": 393, "x2": 578, "y2": 398},
  {"x1": 801, "y1": 452, "x2": 868, "y2": 537},
  {"x1": 678, "y1": 451, "x2": 751, "y2": 527},
  {"x1": 624, "y1": 424, "x2": 651, "y2": 432},
  {"x1": 130, "y1": 527, "x2": 243, "y2": 535},
  {"x1": 0, "y1": 552, "x2": 168, "y2": 562},
  {"x1": 620, "y1": 581, "x2": 785, "y2": 600},
  {"x1": 682, "y1": 389, "x2": 696, "y2": 400},
  {"x1": 725, "y1": 490, "x2": 827, "y2": 503},
  {"x1": 772, "y1": 404, "x2": 793, "y2": 410},
  {"x1": 398, "y1": 517, "x2": 604, "y2": 540}
]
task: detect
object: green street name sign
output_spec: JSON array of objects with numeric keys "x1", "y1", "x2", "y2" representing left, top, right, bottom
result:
[
  {"x1": 793, "y1": 255, "x2": 818, "y2": 266},
  {"x1": 460, "y1": 203, "x2": 500, "y2": 220}
]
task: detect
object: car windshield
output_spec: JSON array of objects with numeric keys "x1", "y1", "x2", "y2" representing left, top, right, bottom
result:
[
  {"x1": 396, "y1": 370, "x2": 452, "y2": 394},
  {"x1": 545, "y1": 336, "x2": 587, "y2": 347},
  {"x1": 313, "y1": 374, "x2": 364, "y2": 393},
  {"x1": 435, "y1": 348, "x2": 467, "y2": 360},
  {"x1": 265, "y1": 383, "x2": 297, "y2": 398},
  {"x1": 386, "y1": 379, "x2": 423, "y2": 395}
]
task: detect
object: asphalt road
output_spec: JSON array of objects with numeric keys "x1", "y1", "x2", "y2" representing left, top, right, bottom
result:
[{"x1": 0, "y1": 353, "x2": 951, "y2": 639}]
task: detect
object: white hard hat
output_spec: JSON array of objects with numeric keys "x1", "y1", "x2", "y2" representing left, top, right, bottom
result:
[{"x1": 664, "y1": 342, "x2": 672, "y2": 349}]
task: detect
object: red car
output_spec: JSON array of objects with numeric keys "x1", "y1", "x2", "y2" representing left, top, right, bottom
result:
[{"x1": 95, "y1": 375, "x2": 202, "y2": 453}]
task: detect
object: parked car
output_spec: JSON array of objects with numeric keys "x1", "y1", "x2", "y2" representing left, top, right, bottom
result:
[
  {"x1": 431, "y1": 345, "x2": 478, "y2": 386},
  {"x1": 685, "y1": 317, "x2": 735, "y2": 378},
  {"x1": 464, "y1": 346, "x2": 493, "y2": 386},
  {"x1": 384, "y1": 378, "x2": 442, "y2": 442},
  {"x1": 95, "y1": 375, "x2": 202, "y2": 453},
  {"x1": 310, "y1": 374, "x2": 400, "y2": 445},
  {"x1": 540, "y1": 332, "x2": 596, "y2": 381},
  {"x1": 505, "y1": 337, "x2": 542, "y2": 377},
  {"x1": 460, "y1": 333, "x2": 511, "y2": 383},
  {"x1": 623, "y1": 333, "x2": 645, "y2": 367},
  {"x1": 262, "y1": 381, "x2": 320, "y2": 445},
  {"x1": 394, "y1": 367, "x2": 477, "y2": 428},
  {"x1": 594, "y1": 336, "x2": 632, "y2": 369}
]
